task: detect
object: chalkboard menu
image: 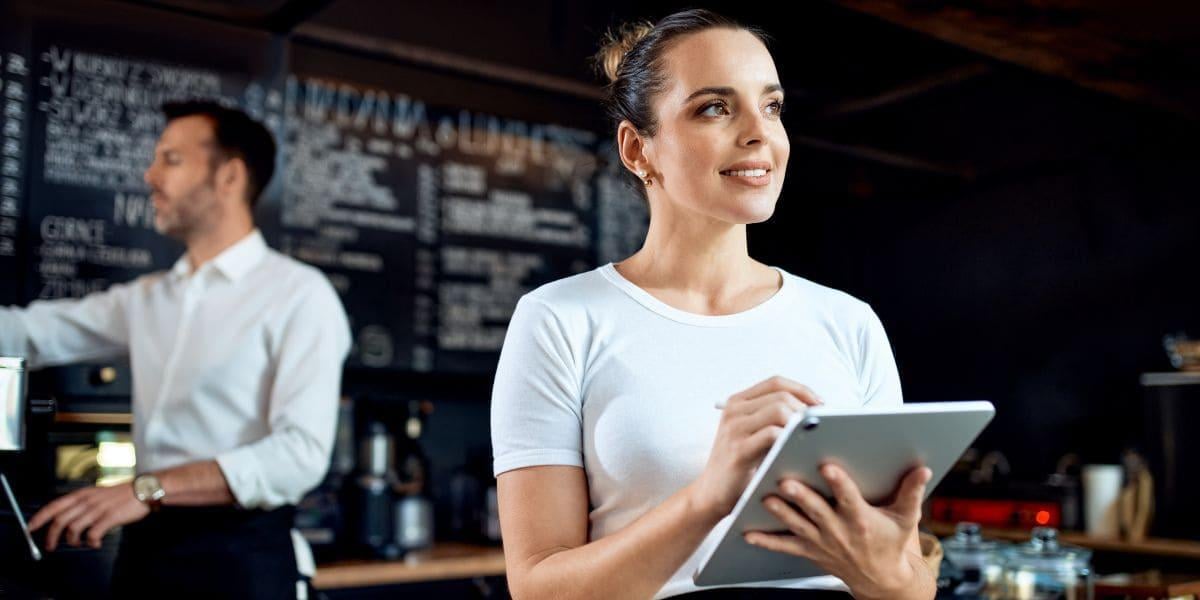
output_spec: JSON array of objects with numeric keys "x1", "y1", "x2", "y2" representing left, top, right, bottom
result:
[
  {"x1": 1, "y1": 4, "x2": 647, "y2": 375},
  {"x1": 595, "y1": 143, "x2": 650, "y2": 266},
  {"x1": 276, "y1": 46, "x2": 634, "y2": 372},
  {"x1": 0, "y1": 19, "x2": 31, "y2": 306},
  {"x1": 22, "y1": 16, "x2": 283, "y2": 302}
]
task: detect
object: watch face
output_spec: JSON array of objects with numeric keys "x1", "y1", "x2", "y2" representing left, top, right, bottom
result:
[{"x1": 134, "y1": 475, "x2": 162, "y2": 501}]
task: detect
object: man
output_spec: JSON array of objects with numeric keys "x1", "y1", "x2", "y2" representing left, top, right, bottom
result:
[{"x1": 1, "y1": 100, "x2": 351, "y2": 598}]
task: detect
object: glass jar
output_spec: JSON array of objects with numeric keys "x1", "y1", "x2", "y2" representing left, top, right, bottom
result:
[
  {"x1": 1002, "y1": 527, "x2": 1093, "y2": 600},
  {"x1": 940, "y1": 522, "x2": 1008, "y2": 598}
]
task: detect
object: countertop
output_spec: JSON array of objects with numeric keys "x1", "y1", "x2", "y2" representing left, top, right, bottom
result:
[{"x1": 313, "y1": 543, "x2": 506, "y2": 590}]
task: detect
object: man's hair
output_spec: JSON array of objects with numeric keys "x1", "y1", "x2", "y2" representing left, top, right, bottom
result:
[{"x1": 161, "y1": 100, "x2": 277, "y2": 209}]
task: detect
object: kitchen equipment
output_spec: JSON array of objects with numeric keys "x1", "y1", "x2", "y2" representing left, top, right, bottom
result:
[
  {"x1": 930, "y1": 450, "x2": 1082, "y2": 531},
  {"x1": 940, "y1": 522, "x2": 1007, "y2": 598},
  {"x1": 0, "y1": 357, "x2": 40, "y2": 561},
  {"x1": 929, "y1": 497, "x2": 1063, "y2": 530},
  {"x1": 1, "y1": 357, "x2": 27, "y2": 452},
  {"x1": 1, "y1": 472, "x2": 40, "y2": 561},
  {"x1": 331, "y1": 398, "x2": 356, "y2": 480},
  {"x1": 1139, "y1": 371, "x2": 1200, "y2": 540},
  {"x1": 1163, "y1": 332, "x2": 1200, "y2": 371},
  {"x1": 1002, "y1": 527, "x2": 1093, "y2": 600},
  {"x1": 343, "y1": 421, "x2": 398, "y2": 558},
  {"x1": 393, "y1": 400, "x2": 433, "y2": 553},
  {"x1": 1045, "y1": 454, "x2": 1083, "y2": 531},
  {"x1": 1041, "y1": 475, "x2": 1081, "y2": 531},
  {"x1": 483, "y1": 484, "x2": 501, "y2": 543},
  {"x1": 30, "y1": 362, "x2": 132, "y2": 414},
  {"x1": 394, "y1": 495, "x2": 433, "y2": 551},
  {"x1": 448, "y1": 468, "x2": 484, "y2": 541}
]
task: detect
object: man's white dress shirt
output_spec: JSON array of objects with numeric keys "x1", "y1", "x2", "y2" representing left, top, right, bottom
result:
[{"x1": 0, "y1": 229, "x2": 351, "y2": 510}]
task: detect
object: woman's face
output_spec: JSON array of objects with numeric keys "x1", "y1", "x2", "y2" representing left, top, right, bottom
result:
[{"x1": 638, "y1": 28, "x2": 789, "y2": 225}]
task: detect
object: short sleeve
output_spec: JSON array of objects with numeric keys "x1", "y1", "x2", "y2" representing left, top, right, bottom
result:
[
  {"x1": 857, "y1": 304, "x2": 903, "y2": 407},
  {"x1": 491, "y1": 295, "x2": 584, "y2": 477}
]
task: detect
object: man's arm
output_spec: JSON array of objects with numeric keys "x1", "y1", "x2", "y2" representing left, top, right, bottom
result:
[
  {"x1": 0, "y1": 282, "x2": 135, "y2": 367},
  {"x1": 213, "y1": 276, "x2": 351, "y2": 509},
  {"x1": 157, "y1": 460, "x2": 235, "y2": 506},
  {"x1": 27, "y1": 458, "x2": 235, "y2": 550}
]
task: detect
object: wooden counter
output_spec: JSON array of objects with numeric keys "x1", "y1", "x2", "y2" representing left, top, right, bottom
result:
[
  {"x1": 1095, "y1": 571, "x2": 1200, "y2": 598},
  {"x1": 313, "y1": 543, "x2": 506, "y2": 590},
  {"x1": 923, "y1": 521, "x2": 1200, "y2": 561},
  {"x1": 313, "y1": 525, "x2": 1200, "y2": 589},
  {"x1": 54, "y1": 411, "x2": 133, "y2": 425}
]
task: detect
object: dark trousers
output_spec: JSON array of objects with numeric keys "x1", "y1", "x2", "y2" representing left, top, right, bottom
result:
[
  {"x1": 110, "y1": 505, "x2": 300, "y2": 600},
  {"x1": 672, "y1": 589, "x2": 855, "y2": 599}
]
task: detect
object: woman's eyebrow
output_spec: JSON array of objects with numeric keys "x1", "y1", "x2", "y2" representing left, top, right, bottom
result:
[
  {"x1": 684, "y1": 83, "x2": 785, "y2": 103},
  {"x1": 684, "y1": 86, "x2": 735, "y2": 103}
]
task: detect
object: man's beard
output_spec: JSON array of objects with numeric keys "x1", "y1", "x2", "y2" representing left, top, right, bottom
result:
[{"x1": 153, "y1": 183, "x2": 217, "y2": 240}]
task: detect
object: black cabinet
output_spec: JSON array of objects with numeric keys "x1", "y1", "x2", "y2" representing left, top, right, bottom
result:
[{"x1": 1140, "y1": 372, "x2": 1200, "y2": 541}]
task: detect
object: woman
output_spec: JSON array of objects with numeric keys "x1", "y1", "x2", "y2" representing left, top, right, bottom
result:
[{"x1": 491, "y1": 9, "x2": 936, "y2": 600}]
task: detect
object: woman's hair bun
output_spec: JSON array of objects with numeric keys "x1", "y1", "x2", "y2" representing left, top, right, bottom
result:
[{"x1": 595, "y1": 21, "x2": 654, "y2": 84}]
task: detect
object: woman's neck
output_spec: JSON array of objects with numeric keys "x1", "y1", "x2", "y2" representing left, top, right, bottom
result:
[{"x1": 615, "y1": 208, "x2": 779, "y2": 315}]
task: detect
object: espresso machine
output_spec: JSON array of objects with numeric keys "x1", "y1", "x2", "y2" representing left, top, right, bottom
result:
[
  {"x1": 2, "y1": 357, "x2": 43, "y2": 596},
  {"x1": 2, "y1": 357, "x2": 40, "y2": 559},
  {"x1": 4, "y1": 357, "x2": 132, "y2": 598}
]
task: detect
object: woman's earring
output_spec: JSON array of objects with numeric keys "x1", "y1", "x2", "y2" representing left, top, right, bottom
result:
[{"x1": 638, "y1": 169, "x2": 653, "y2": 187}]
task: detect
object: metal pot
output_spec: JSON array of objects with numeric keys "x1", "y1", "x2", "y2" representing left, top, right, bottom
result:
[{"x1": 0, "y1": 357, "x2": 27, "y2": 452}]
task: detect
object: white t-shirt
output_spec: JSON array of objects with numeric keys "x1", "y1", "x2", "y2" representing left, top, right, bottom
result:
[{"x1": 491, "y1": 263, "x2": 903, "y2": 599}]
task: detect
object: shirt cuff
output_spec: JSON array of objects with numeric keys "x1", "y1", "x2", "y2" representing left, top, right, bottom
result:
[{"x1": 215, "y1": 445, "x2": 265, "y2": 509}]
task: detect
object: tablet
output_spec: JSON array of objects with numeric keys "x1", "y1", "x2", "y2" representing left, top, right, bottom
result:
[{"x1": 693, "y1": 400, "x2": 995, "y2": 587}]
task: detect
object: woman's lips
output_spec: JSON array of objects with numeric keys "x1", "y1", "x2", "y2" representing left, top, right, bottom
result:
[{"x1": 719, "y1": 168, "x2": 772, "y2": 187}]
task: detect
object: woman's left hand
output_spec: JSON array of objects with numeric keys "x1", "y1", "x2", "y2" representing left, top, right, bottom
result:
[{"x1": 744, "y1": 463, "x2": 934, "y2": 600}]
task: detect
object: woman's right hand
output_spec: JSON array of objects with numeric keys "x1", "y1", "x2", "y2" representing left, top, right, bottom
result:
[{"x1": 689, "y1": 376, "x2": 824, "y2": 523}]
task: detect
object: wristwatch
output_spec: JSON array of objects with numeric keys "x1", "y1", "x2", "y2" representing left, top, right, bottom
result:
[{"x1": 132, "y1": 474, "x2": 166, "y2": 510}]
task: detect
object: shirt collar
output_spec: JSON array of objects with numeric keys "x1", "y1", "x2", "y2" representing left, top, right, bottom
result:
[
  {"x1": 169, "y1": 255, "x2": 190, "y2": 280},
  {"x1": 169, "y1": 229, "x2": 268, "y2": 283}
]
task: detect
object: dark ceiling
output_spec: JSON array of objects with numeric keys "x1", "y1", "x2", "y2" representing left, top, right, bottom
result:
[
  {"x1": 835, "y1": 0, "x2": 1200, "y2": 122},
  {"x1": 126, "y1": 0, "x2": 1200, "y2": 122}
]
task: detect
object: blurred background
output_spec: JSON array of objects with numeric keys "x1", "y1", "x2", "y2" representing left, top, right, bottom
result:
[{"x1": 1, "y1": 0, "x2": 1199, "y2": 598}]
